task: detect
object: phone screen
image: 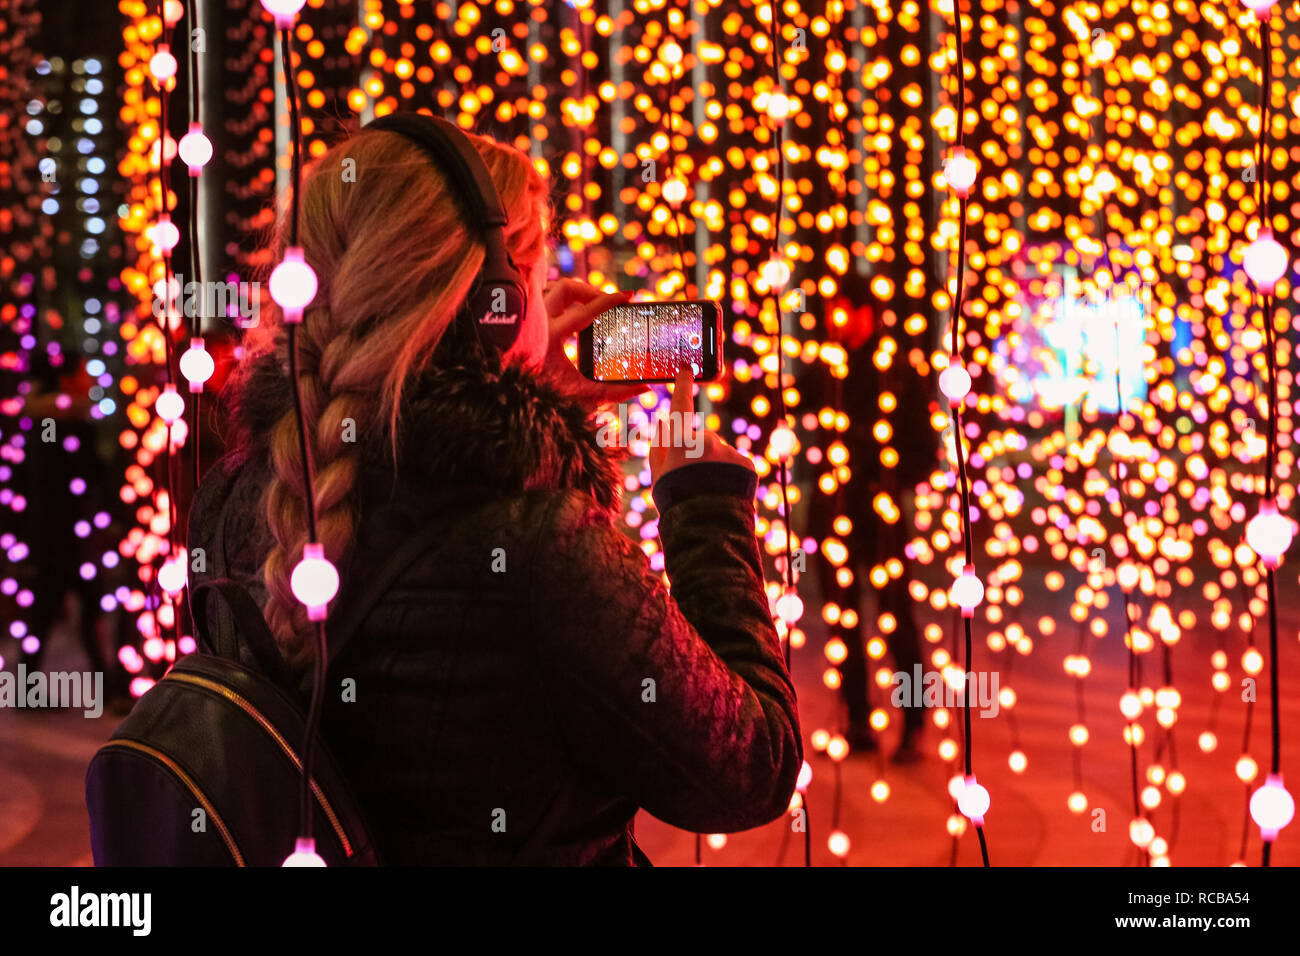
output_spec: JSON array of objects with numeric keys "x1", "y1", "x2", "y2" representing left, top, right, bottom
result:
[{"x1": 591, "y1": 301, "x2": 708, "y2": 382}]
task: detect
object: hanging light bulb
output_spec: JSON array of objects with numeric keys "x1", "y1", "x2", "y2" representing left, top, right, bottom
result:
[
  {"x1": 956, "y1": 775, "x2": 990, "y2": 825},
  {"x1": 660, "y1": 40, "x2": 683, "y2": 65},
  {"x1": 148, "y1": 214, "x2": 180, "y2": 254},
  {"x1": 157, "y1": 554, "x2": 187, "y2": 595},
  {"x1": 1250, "y1": 774, "x2": 1295, "y2": 841},
  {"x1": 291, "y1": 543, "x2": 339, "y2": 621},
  {"x1": 282, "y1": 836, "x2": 326, "y2": 867},
  {"x1": 155, "y1": 384, "x2": 185, "y2": 424},
  {"x1": 178, "y1": 122, "x2": 213, "y2": 177},
  {"x1": 260, "y1": 0, "x2": 307, "y2": 27},
  {"x1": 950, "y1": 564, "x2": 983, "y2": 617},
  {"x1": 180, "y1": 338, "x2": 215, "y2": 393},
  {"x1": 269, "y1": 247, "x2": 318, "y2": 323},
  {"x1": 774, "y1": 589, "x2": 803, "y2": 625},
  {"x1": 1129, "y1": 817, "x2": 1155, "y2": 849},
  {"x1": 1242, "y1": 0, "x2": 1280, "y2": 17},
  {"x1": 762, "y1": 256, "x2": 790, "y2": 290},
  {"x1": 769, "y1": 421, "x2": 797, "y2": 461},
  {"x1": 163, "y1": 0, "x2": 185, "y2": 27},
  {"x1": 939, "y1": 362, "x2": 971, "y2": 405},
  {"x1": 662, "y1": 176, "x2": 687, "y2": 206},
  {"x1": 149, "y1": 44, "x2": 178, "y2": 84},
  {"x1": 944, "y1": 146, "x2": 977, "y2": 197},
  {"x1": 1246, "y1": 500, "x2": 1293, "y2": 568},
  {"x1": 766, "y1": 90, "x2": 791, "y2": 123},
  {"x1": 1242, "y1": 229, "x2": 1289, "y2": 294}
]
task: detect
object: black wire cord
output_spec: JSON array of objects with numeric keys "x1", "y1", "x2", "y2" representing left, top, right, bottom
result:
[
  {"x1": 279, "y1": 24, "x2": 328, "y2": 854},
  {"x1": 1253, "y1": 10, "x2": 1282, "y2": 870},
  {"x1": 945, "y1": 0, "x2": 990, "y2": 869}
]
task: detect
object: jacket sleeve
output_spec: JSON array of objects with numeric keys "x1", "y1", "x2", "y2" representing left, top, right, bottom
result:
[{"x1": 527, "y1": 467, "x2": 803, "y2": 833}]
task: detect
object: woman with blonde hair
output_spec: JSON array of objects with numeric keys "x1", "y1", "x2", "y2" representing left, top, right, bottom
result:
[{"x1": 189, "y1": 113, "x2": 802, "y2": 865}]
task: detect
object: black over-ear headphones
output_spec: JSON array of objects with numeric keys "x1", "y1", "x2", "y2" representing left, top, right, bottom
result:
[{"x1": 361, "y1": 112, "x2": 529, "y2": 354}]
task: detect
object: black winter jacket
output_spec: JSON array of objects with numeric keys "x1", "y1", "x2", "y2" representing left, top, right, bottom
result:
[{"x1": 188, "y1": 354, "x2": 803, "y2": 865}]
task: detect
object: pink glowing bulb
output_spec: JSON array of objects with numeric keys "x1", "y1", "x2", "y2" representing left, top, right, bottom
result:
[
  {"x1": 261, "y1": 0, "x2": 307, "y2": 27},
  {"x1": 1242, "y1": 0, "x2": 1279, "y2": 17},
  {"x1": 1250, "y1": 774, "x2": 1295, "y2": 840},
  {"x1": 178, "y1": 123, "x2": 213, "y2": 176},
  {"x1": 939, "y1": 363, "x2": 971, "y2": 405},
  {"x1": 157, "y1": 556, "x2": 187, "y2": 595},
  {"x1": 163, "y1": 0, "x2": 185, "y2": 26},
  {"x1": 149, "y1": 215, "x2": 180, "y2": 253},
  {"x1": 291, "y1": 543, "x2": 338, "y2": 621},
  {"x1": 149, "y1": 45, "x2": 178, "y2": 84},
  {"x1": 269, "y1": 247, "x2": 318, "y2": 323},
  {"x1": 282, "y1": 836, "x2": 326, "y2": 867},
  {"x1": 956, "y1": 775, "x2": 990, "y2": 824},
  {"x1": 950, "y1": 564, "x2": 983, "y2": 617},
  {"x1": 1245, "y1": 500, "x2": 1293, "y2": 569},
  {"x1": 1243, "y1": 230, "x2": 1288, "y2": 293},
  {"x1": 945, "y1": 146, "x2": 977, "y2": 197},
  {"x1": 155, "y1": 384, "x2": 185, "y2": 424},
  {"x1": 180, "y1": 338, "x2": 215, "y2": 392},
  {"x1": 796, "y1": 760, "x2": 813, "y2": 792}
]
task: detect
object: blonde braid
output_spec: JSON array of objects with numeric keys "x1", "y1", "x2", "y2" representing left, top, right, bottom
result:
[{"x1": 250, "y1": 124, "x2": 551, "y2": 669}]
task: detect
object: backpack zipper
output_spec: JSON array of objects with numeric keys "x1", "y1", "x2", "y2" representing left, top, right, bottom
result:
[
  {"x1": 166, "y1": 671, "x2": 355, "y2": 858},
  {"x1": 105, "y1": 738, "x2": 246, "y2": 865}
]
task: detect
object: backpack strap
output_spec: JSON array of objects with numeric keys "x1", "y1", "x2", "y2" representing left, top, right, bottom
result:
[{"x1": 190, "y1": 579, "x2": 296, "y2": 690}]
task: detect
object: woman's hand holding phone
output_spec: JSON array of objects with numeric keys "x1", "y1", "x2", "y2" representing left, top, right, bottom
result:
[
  {"x1": 650, "y1": 366, "x2": 755, "y2": 485},
  {"x1": 540, "y1": 279, "x2": 648, "y2": 410}
]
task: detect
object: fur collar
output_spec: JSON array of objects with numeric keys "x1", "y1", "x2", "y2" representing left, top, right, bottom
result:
[{"x1": 230, "y1": 349, "x2": 625, "y2": 514}]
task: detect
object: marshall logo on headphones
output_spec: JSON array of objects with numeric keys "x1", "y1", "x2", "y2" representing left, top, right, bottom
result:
[{"x1": 480, "y1": 312, "x2": 519, "y2": 325}]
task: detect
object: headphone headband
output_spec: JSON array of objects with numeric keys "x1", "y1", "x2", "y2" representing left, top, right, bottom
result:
[{"x1": 361, "y1": 112, "x2": 527, "y2": 353}]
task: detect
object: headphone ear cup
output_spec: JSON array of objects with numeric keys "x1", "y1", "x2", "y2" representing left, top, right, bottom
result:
[{"x1": 466, "y1": 279, "x2": 528, "y2": 353}]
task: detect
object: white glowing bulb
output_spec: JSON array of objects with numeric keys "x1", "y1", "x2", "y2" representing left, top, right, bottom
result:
[
  {"x1": 282, "y1": 836, "x2": 326, "y2": 867},
  {"x1": 149, "y1": 44, "x2": 178, "y2": 84},
  {"x1": 944, "y1": 146, "x2": 977, "y2": 196},
  {"x1": 762, "y1": 257, "x2": 790, "y2": 289},
  {"x1": 660, "y1": 41, "x2": 683, "y2": 65},
  {"x1": 178, "y1": 122, "x2": 213, "y2": 177},
  {"x1": 796, "y1": 760, "x2": 813, "y2": 792},
  {"x1": 1250, "y1": 774, "x2": 1295, "y2": 840},
  {"x1": 1243, "y1": 230, "x2": 1288, "y2": 294},
  {"x1": 163, "y1": 0, "x2": 185, "y2": 26},
  {"x1": 774, "y1": 590, "x2": 803, "y2": 625},
  {"x1": 180, "y1": 338, "x2": 215, "y2": 392},
  {"x1": 956, "y1": 775, "x2": 989, "y2": 824},
  {"x1": 155, "y1": 384, "x2": 185, "y2": 424},
  {"x1": 662, "y1": 177, "x2": 687, "y2": 206},
  {"x1": 157, "y1": 555, "x2": 187, "y2": 595},
  {"x1": 269, "y1": 246, "x2": 318, "y2": 323},
  {"x1": 1246, "y1": 500, "x2": 1293, "y2": 569},
  {"x1": 261, "y1": 0, "x2": 307, "y2": 27},
  {"x1": 939, "y1": 363, "x2": 971, "y2": 405},
  {"x1": 1129, "y1": 817, "x2": 1155, "y2": 848},
  {"x1": 827, "y1": 830, "x2": 850, "y2": 858},
  {"x1": 1092, "y1": 37, "x2": 1116, "y2": 62},
  {"x1": 769, "y1": 422, "x2": 797, "y2": 461},
  {"x1": 766, "y1": 91, "x2": 791, "y2": 122},
  {"x1": 950, "y1": 564, "x2": 983, "y2": 617},
  {"x1": 149, "y1": 214, "x2": 180, "y2": 253},
  {"x1": 1119, "y1": 691, "x2": 1143, "y2": 721},
  {"x1": 291, "y1": 543, "x2": 339, "y2": 621}
]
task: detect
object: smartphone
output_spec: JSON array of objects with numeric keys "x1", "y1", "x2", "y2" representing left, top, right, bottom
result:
[{"x1": 578, "y1": 299, "x2": 723, "y2": 384}]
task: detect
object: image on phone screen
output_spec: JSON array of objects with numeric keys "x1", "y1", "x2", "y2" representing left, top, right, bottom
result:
[{"x1": 591, "y1": 302, "x2": 706, "y2": 381}]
